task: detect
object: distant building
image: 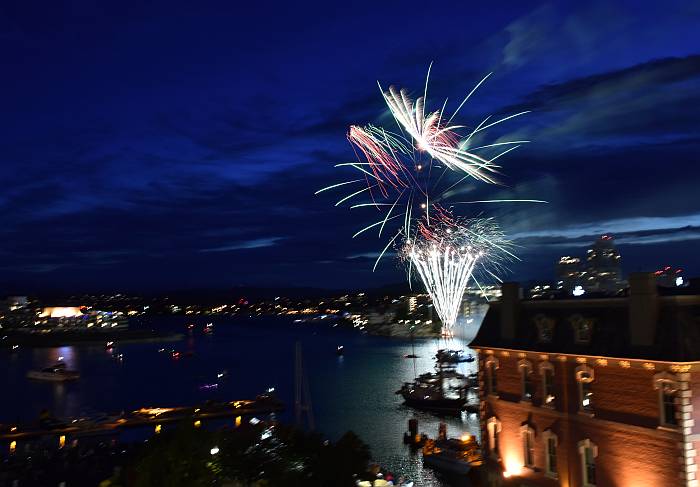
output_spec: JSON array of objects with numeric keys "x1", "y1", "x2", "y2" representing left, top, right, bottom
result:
[
  {"x1": 584, "y1": 235, "x2": 624, "y2": 294},
  {"x1": 655, "y1": 266, "x2": 686, "y2": 288},
  {"x1": 556, "y1": 256, "x2": 583, "y2": 293},
  {"x1": 556, "y1": 236, "x2": 625, "y2": 296},
  {"x1": 471, "y1": 274, "x2": 700, "y2": 486}
]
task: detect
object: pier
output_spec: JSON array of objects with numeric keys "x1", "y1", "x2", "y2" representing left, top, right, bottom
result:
[{"x1": 0, "y1": 394, "x2": 283, "y2": 445}]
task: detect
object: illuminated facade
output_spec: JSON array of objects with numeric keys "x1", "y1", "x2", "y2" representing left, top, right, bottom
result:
[{"x1": 471, "y1": 273, "x2": 700, "y2": 486}]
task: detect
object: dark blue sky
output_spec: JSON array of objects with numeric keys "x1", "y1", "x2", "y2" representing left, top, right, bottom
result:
[{"x1": 1, "y1": 1, "x2": 700, "y2": 293}]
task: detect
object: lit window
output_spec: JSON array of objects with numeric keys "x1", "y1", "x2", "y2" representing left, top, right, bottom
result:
[
  {"x1": 519, "y1": 360, "x2": 533, "y2": 401},
  {"x1": 570, "y1": 315, "x2": 594, "y2": 344},
  {"x1": 540, "y1": 361, "x2": 556, "y2": 407},
  {"x1": 521, "y1": 425, "x2": 535, "y2": 468},
  {"x1": 487, "y1": 417, "x2": 501, "y2": 456},
  {"x1": 543, "y1": 430, "x2": 558, "y2": 478},
  {"x1": 486, "y1": 357, "x2": 499, "y2": 396},
  {"x1": 654, "y1": 372, "x2": 679, "y2": 427},
  {"x1": 578, "y1": 439, "x2": 597, "y2": 486},
  {"x1": 534, "y1": 314, "x2": 555, "y2": 343},
  {"x1": 576, "y1": 365, "x2": 594, "y2": 413}
]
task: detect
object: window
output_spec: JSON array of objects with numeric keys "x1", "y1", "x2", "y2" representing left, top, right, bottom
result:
[
  {"x1": 576, "y1": 365, "x2": 594, "y2": 413},
  {"x1": 485, "y1": 356, "x2": 499, "y2": 396},
  {"x1": 521, "y1": 425, "x2": 535, "y2": 468},
  {"x1": 534, "y1": 314, "x2": 555, "y2": 343},
  {"x1": 654, "y1": 372, "x2": 679, "y2": 427},
  {"x1": 578, "y1": 439, "x2": 598, "y2": 486},
  {"x1": 540, "y1": 361, "x2": 556, "y2": 407},
  {"x1": 543, "y1": 430, "x2": 558, "y2": 478},
  {"x1": 570, "y1": 314, "x2": 594, "y2": 344},
  {"x1": 519, "y1": 360, "x2": 534, "y2": 401},
  {"x1": 487, "y1": 417, "x2": 501, "y2": 456}
]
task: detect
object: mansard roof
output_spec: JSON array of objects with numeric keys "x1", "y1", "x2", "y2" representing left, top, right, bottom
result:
[{"x1": 470, "y1": 294, "x2": 700, "y2": 362}]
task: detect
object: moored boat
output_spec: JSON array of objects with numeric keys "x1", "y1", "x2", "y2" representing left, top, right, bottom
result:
[
  {"x1": 422, "y1": 425, "x2": 483, "y2": 474},
  {"x1": 27, "y1": 363, "x2": 80, "y2": 382}
]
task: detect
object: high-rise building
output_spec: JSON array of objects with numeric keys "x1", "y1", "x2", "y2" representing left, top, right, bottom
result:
[
  {"x1": 585, "y1": 235, "x2": 623, "y2": 294},
  {"x1": 556, "y1": 256, "x2": 583, "y2": 293}
]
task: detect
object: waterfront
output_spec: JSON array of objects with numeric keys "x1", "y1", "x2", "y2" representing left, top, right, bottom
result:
[{"x1": 0, "y1": 316, "x2": 480, "y2": 486}]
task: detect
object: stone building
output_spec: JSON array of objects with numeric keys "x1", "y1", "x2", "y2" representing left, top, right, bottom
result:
[{"x1": 470, "y1": 273, "x2": 700, "y2": 486}]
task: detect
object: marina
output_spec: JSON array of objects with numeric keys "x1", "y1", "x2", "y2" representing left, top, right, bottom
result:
[{"x1": 0, "y1": 316, "x2": 480, "y2": 486}]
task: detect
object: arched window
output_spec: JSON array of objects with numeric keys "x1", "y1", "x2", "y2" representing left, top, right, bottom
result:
[
  {"x1": 578, "y1": 439, "x2": 598, "y2": 486},
  {"x1": 575, "y1": 365, "x2": 594, "y2": 413},
  {"x1": 653, "y1": 372, "x2": 680, "y2": 427},
  {"x1": 519, "y1": 359, "x2": 534, "y2": 402},
  {"x1": 485, "y1": 356, "x2": 499, "y2": 396},
  {"x1": 542, "y1": 430, "x2": 558, "y2": 478},
  {"x1": 539, "y1": 361, "x2": 556, "y2": 407},
  {"x1": 486, "y1": 417, "x2": 501, "y2": 456},
  {"x1": 520, "y1": 424, "x2": 535, "y2": 468}
]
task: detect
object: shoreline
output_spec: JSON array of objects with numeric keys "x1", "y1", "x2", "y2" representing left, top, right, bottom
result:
[{"x1": 1, "y1": 329, "x2": 184, "y2": 348}]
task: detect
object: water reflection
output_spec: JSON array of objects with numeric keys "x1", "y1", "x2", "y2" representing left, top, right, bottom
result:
[{"x1": 0, "y1": 317, "x2": 480, "y2": 486}]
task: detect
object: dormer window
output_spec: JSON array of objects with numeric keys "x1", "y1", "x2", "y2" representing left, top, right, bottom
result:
[
  {"x1": 570, "y1": 314, "x2": 594, "y2": 344},
  {"x1": 534, "y1": 314, "x2": 555, "y2": 343}
]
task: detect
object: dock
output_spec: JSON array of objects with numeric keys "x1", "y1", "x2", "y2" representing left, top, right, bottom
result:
[{"x1": 0, "y1": 394, "x2": 284, "y2": 444}]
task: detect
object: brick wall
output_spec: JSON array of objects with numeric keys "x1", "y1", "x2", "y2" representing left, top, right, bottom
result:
[{"x1": 478, "y1": 351, "x2": 686, "y2": 487}]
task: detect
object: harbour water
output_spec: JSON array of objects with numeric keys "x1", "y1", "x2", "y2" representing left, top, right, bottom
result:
[{"x1": 0, "y1": 316, "x2": 480, "y2": 486}]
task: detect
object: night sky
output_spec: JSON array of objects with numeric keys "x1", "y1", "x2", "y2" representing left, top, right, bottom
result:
[{"x1": 2, "y1": 1, "x2": 700, "y2": 293}]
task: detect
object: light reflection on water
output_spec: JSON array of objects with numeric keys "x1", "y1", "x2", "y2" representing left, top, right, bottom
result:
[{"x1": 0, "y1": 317, "x2": 482, "y2": 486}]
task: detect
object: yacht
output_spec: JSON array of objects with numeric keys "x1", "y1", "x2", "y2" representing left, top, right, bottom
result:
[
  {"x1": 396, "y1": 363, "x2": 468, "y2": 413},
  {"x1": 422, "y1": 434, "x2": 483, "y2": 474},
  {"x1": 27, "y1": 362, "x2": 80, "y2": 382}
]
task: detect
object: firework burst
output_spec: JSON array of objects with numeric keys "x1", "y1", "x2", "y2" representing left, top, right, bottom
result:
[
  {"x1": 317, "y1": 65, "x2": 539, "y2": 271},
  {"x1": 402, "y1": 210, "x2": 514, "y2": 336}
]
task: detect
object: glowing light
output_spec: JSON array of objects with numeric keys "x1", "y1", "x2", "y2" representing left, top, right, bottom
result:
[
  {"x1": 210, "y1": 446, "x2": 219, "y2": 455},
  {"x1": 9, "y1": 441, "x2": 16, "y2": 454},
  {"x1": 154, "y1": 424, "x2": 161, "y2": 434},
  {"x1": 317, "y1": 65, "x2": 537, "y2": 270},
  {"x1": 40, "y1": 307, "x2": 83, "y2": 318},
  {"x1": 403, "y1": 212, "x2": 513, "y2": 336},
  {"x1": 573, "y1": 285, "x2": 585, "y2": 297},
  {"x1": 59, "y1": 435, "x2": 66, "y2": 448},
  {"x1": 194, "y1": 420, "x2": 201, "y2": 428}
]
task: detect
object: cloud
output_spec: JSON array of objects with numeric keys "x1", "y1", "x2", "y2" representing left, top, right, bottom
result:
[
  {"x1": 199, "y1": 237, "x2": 285, "y2": 253},
  {"x1": 511, "y1": 212, "x2": 700, "y2": 240}
]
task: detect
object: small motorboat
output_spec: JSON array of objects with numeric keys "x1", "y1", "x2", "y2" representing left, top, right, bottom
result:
[
  {"x1": 435, "y1": 349, "x2": 474, "y2": 364},
  {"x1": 27, "y1": 363, "x2": 80, "y2": 382},
  {"x1": 422, "y1": 426, "x2": 483, "y2": 475},
  {"x1": 403, "y1": 354, "x2": 419, "y2": 359}
]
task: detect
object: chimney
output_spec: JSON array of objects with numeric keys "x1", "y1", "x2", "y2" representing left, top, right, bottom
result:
[
  {"x1": 500, "y1": 282, "x2": 522, "y2": 340},
  {"x1": 628, "y1": 272, "x2": 658, "y2": 346}
]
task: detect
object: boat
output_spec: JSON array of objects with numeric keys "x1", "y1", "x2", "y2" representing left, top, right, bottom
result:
[
  {"x1": 27, "y1": 363, "x2": 80, "y2": 382},
  {"x1": 435, "y1": 349, "x2": 474, "y2": 364},
  {"x1": 397, "y1": 357, "x2": 469, "y2": 413},
  {"x1": 422, "y1": 424, "x2": 483, "y2": 475},
  {"x1": 403, "y1": 354, "x2": 419, "y2": 359},
  {"x1": 337, "y1": 345, "x2": 344, "y2": 356}
]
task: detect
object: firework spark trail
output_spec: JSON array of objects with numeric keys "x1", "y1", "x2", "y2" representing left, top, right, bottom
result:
[
  {"x1": 318, "y1": 65, "x2": 537, "y2": 274},
  {"x1": 408, "y1": 244, "x2": 479, "y2": 336},
  {"x1": 403, "y1": 212, "x2": 515, "y2": 336}
]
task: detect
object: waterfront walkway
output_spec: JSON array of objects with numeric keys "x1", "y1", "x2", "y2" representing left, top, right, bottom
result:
[{"x1": 0, "y1": 393, "x2": 283, "y2": 444}]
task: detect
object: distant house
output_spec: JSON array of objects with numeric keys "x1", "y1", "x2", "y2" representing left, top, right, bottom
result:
[{"x1": 470, "y1": 273, "x2": 700, "y2": 487}]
